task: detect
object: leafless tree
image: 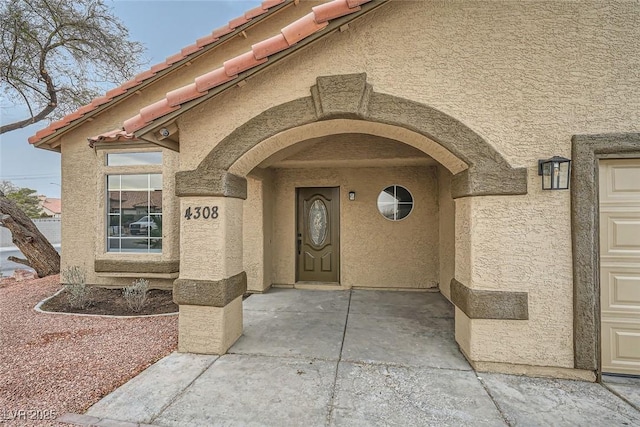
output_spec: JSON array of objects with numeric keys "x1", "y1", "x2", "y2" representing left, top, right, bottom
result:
[
  {"x1": 0, "y1": 0, "x2": 146, "y2": 134},
  {"x1": 0, "y1": 0, "x2": 146, "y2": 276}
]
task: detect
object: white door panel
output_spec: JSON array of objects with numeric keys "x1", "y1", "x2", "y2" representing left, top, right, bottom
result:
[{"x1": 600, "y1": 159, "x2": 640, "y2": 376}]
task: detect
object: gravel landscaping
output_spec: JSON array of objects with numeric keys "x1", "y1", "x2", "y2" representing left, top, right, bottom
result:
[{"x1": 0, "y1": 275, "x2": 178, "y2": 426}]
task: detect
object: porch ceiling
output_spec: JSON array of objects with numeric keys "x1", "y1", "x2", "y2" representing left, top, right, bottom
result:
[{"x1": 258, "y1": 133, "x2": 437, "y2": 169}]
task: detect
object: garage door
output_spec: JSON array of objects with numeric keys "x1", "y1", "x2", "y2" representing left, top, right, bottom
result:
[{"x1": 600, "y1": 159, "x2": 640, "y2": 375}]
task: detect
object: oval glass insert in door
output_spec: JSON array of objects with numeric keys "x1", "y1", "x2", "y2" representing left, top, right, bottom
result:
[{"x1": 309, "y1": 199, "x2": 328, "y2": 246}]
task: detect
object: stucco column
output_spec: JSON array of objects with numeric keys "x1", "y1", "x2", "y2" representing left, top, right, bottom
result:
[{"x1": 173, "y1": 196, "x2": 245, "y2": 354}]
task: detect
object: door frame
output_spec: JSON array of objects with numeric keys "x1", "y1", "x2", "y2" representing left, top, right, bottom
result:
[
  {"x1": 295, "y1": 186, "x2": 341, "y2": 284},
  {"x1": 571, "y1": 132, "x2": 640, "y2": 380}
]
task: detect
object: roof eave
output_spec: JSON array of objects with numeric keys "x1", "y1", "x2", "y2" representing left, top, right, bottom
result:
[
  {"x1": 33, "y1": 0, "x2": 294, "y2": 151},
  {"x1": 135, "y1": 0, "x2": 391, "y2": 141}
]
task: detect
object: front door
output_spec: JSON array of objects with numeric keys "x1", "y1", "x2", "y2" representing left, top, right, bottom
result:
[
  {"x1": 297, "y1": 187, "x2": 340, "y2": 283},
  {"x1": 599, "y1": 159, "x2": 640, "y2": 375}
]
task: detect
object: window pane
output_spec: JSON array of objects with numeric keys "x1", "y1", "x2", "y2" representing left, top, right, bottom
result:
[
  {"x1": 107, "y1": 175, "x2": 120, "y2": 191},
  {"x1": 150, "y1": 239, "x2": 162, "y2": 252},
  {"x1": 395, "y1": 186, "x2": 412, "y2": 202},
  {"x1": 121, "y1": 174, "x2": 150, "y2": 190},
  {"x1": 108, "y1": 238, "x2": 121, "y2": 252},
  {"x1": 107, "y1": 152, "x2": 162, "y2": 166},
  {"x1": 106, "y1": 173, "x2": 163, "y2": 253},
  {"x1": 396, "y1": 204, "x2": 413, "y2": 220},
  {"x1": 377, "y1": 185, "x2": 413, "y2": 221},
  {"x1": 150, "y1": 174, "x2": 162, "y2": 190},
  {"x1": 377, "y1": 187, "x2": 396, "y2": 205}
]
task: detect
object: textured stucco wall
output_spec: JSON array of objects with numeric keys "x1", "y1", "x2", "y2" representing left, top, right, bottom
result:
[
  {"x1": 243, "y1": 169, "x2": 275, "y2": 293},
  {"x1": 270, "y1": 166, "x2": 439, "y2": 289},
  {"x1": 60, "y1": 142, "x2": 180, "y2": 290},
  {"x1": 53, "y1": 0, "x2": 640, "y2": 369},
  {"x1": 437, "y1": 167, "x2": 455, "y2": 300},
  {"x1": 176, "y1": 1, "x2": 640, "y2": 369},
  {"x1": 243, "y1": 176, "x2": 264, "y2": 291}
]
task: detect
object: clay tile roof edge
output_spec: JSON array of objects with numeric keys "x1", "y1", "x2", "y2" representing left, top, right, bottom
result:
[
  {"x1": 30, "y1": 0, "x2": 291, "y2": 150},
  {"x1": 111, "y1": 0, "x2": 385, "y2": 139}
]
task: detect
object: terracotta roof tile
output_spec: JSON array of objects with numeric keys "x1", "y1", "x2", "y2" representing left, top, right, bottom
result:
[
  {"x1": 165, "y1": 52, "x2": 186, "y2": 65},
  {"x1": 150, "y1": 62, "x2": 170, "y2": 73},
  {"x1": 106, "y1": 87, "x2": 128, "y2": 98},
  {"x1": 91, "y1": 95, "x2": 112, "y2": 107},
  {"x1": 134, "y1": 69, "x2": 156, "y2": 82},
  {"x1": 93, "y1": 0, "x2": 377, "y2": 137},
  {"x1": 246, "y1": 5, "x2": 269, "y2": 20},
  {"x1": 252, "y1": 34, "x2": 289, "y2": 59},
  {"x1": 64, "y1": 111, "x2": 84, "y2": 122},
  {"x1": 119, "y1": 79, "x2": 141, "y2": 91},
  {"x1": 30, "y1": 127, "x2": 56, "y2": 143},
  {"x1": 140, "y1": 99, "x2": 180, "y2": 123},
  {"x1": 42, "y1": 198, "x2": 62, "y2": 215},
  {"x1": 229, "y1": 16, "x2": 250, "y2": 29},
  {"x1": 281, "y1": 12, "x2": 328, "y2": 46},
  {"x1": 76, "y1": 104, "x2": 95, "y2": 115},
  {"x1": 167, "y1": 83, "x2": 206, "y2": 107},
  {"x1": 49, "y1": 119, "x2": 68, "y2": 131},
  {"x1": 181, "y1": 43, "x2": 203, "y2": 57},
  {"x1": 123, "y1": 115, "x2": 149, "y2": 134},
  {"x1": 195, "y1": 67, "x2": 236, "y2": 92},
  {"x1": 212, "y1": 24, "x2": 234, "y2": 39},
  {"x1": 313, "y1": 0, "x2": 360, "y2": 23},
  {"x1": 88, "y1": 129, "x2": 136, "y2": 146},
  {"x1": 262, "y1": 0, "x2": 286, "y2": 8},
  {"x1": 30, "y1": 0, "x2": 291, "y2": 147},
  {"x1": 224, "y1": 51, "x2": 268, "y2": 76},
  {"x1": 196, "y1": 34, "x2": 220, "y2": 48}
]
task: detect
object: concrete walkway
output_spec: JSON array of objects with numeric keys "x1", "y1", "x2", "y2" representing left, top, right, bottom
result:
[{"x1": 63, "y1": 289, "x2": 640, "y2": 426}]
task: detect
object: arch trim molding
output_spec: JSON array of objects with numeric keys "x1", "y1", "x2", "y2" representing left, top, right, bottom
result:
[{"x1": 175, "y1": 73, "x2": 527, "y2": 199}]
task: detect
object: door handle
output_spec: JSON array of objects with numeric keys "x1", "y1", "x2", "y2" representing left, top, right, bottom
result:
[{"x1": 297, "y1": 233, "x2": 302, "y2": 255}]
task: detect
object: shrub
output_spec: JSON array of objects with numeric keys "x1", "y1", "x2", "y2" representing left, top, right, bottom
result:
[
  {"x1": 123, "y1": 278, "x2": 149, "y2": 312},
  {"x1": 61, "y1": 265, "x2": 91, "y2": 309}
]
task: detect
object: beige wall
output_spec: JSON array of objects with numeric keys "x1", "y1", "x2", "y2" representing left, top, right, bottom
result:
[
  {"x1": 176, "y1": 0, "x2": 640, "y2": 369},
  {"x1": 61, "y1": 140, "x2": 180, "y2": 290},
  {"x1": 243, "y1": 169, "x2": 275, "y2": 292},
  {"x1": 437, "y1": 166, "x2": 455, "y2": 300},
  {"x1": 269, "y1": 166, "x2": 439, "y2": 289},
  {"x1": 54, "y1": 1, "x2": 640, "y2": 370}
]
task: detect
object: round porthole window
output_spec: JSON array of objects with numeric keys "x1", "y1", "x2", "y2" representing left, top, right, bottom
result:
[{"x1": 377, "y1": 185, "x2": 414, "y2": 221}]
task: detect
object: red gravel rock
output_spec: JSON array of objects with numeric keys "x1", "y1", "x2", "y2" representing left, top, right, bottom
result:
[{"x1": 0, "y1": 275, "x2": 177, "y2": 426}]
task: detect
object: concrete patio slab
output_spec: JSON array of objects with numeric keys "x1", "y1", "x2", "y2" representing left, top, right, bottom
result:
[
  {"x1": 330, "y1": 362, "x2": 506, "y2": 426},
  {"x1": 244, "y1": 288, "x2": 350, "y2": 314},
  {"x1": 342, "y1": 313, "x2": 470, "y2": 370},
  {"x1": 480, "y1": 372, "x2": 640, "y2": 426},
  {"x1": 349, "y1": 290, "x2": 454, "y2": 319},
  {"x1": 229, "y1": 309, "x2": 347, "y2": 360},
  {"x1": 603, "y1": 375, "x2": 640, "y2": 409},
  {"x1": 86, "y1": 353, "x2": 218, "y2": 423},
  {"x1": 82, "y1": 289, "x2": 640, "y2": 427},
  {"x1": 154, "y1": 354, "x2": 336, "y2": 427}
]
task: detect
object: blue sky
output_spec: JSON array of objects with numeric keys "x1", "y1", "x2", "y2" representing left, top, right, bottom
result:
[{"x1": 0, "y1": 0, "x2": 263, "y2": 198}]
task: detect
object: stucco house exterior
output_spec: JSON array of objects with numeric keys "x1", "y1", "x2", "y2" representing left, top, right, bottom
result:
[{"x1": 30, "y1": 0, "x2": 640, "y2": 381}]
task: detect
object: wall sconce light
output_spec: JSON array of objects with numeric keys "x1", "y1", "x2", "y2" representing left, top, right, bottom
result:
[
  {"x1": 538, "y1": 156, "x2": 571, "y2": 190},
  {"x1": 348, "y1": 191, "x2": 356, "y2": 201}
]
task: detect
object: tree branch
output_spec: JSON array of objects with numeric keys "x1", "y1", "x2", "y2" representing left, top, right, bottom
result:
[{"x1": 7, "y1": 256, "x2": 32, "y2": 268}]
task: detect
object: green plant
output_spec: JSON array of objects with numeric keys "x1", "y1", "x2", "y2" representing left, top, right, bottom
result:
[
  {"x1": 61, "y1": 265, "x2": 91, "y2": 309},
  {"x1": 123, "y1": 278, "x2": 148, "y2": 312}
]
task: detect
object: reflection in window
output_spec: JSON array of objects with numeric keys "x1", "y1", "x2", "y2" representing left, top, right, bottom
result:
[
  {"x1": 377, "y1": 185, "x2": 414, "y2": 221},
  {"x1": 107, "y1": 151, "x2": 162, "y2": 166},
  {"x1": 107, "y1": 174, "x2": 162, "y2": 252}
]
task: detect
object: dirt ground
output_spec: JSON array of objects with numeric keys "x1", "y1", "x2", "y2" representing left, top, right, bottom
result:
[
  {"x1": 41, "y1": 287, "x2": 178, "y2": 316},
  {"x1": 0, "y1": 275, "x2": 178, "y2": 426}
]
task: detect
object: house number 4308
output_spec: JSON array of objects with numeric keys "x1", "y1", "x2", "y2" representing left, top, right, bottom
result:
[{"x1": 184, "y1": 206, "x2": 219, "y2": 220}]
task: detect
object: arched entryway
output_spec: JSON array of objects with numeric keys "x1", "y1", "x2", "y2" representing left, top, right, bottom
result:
[{"x1": 172, "y1": 74, "x2": 529, "y2": 355}]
